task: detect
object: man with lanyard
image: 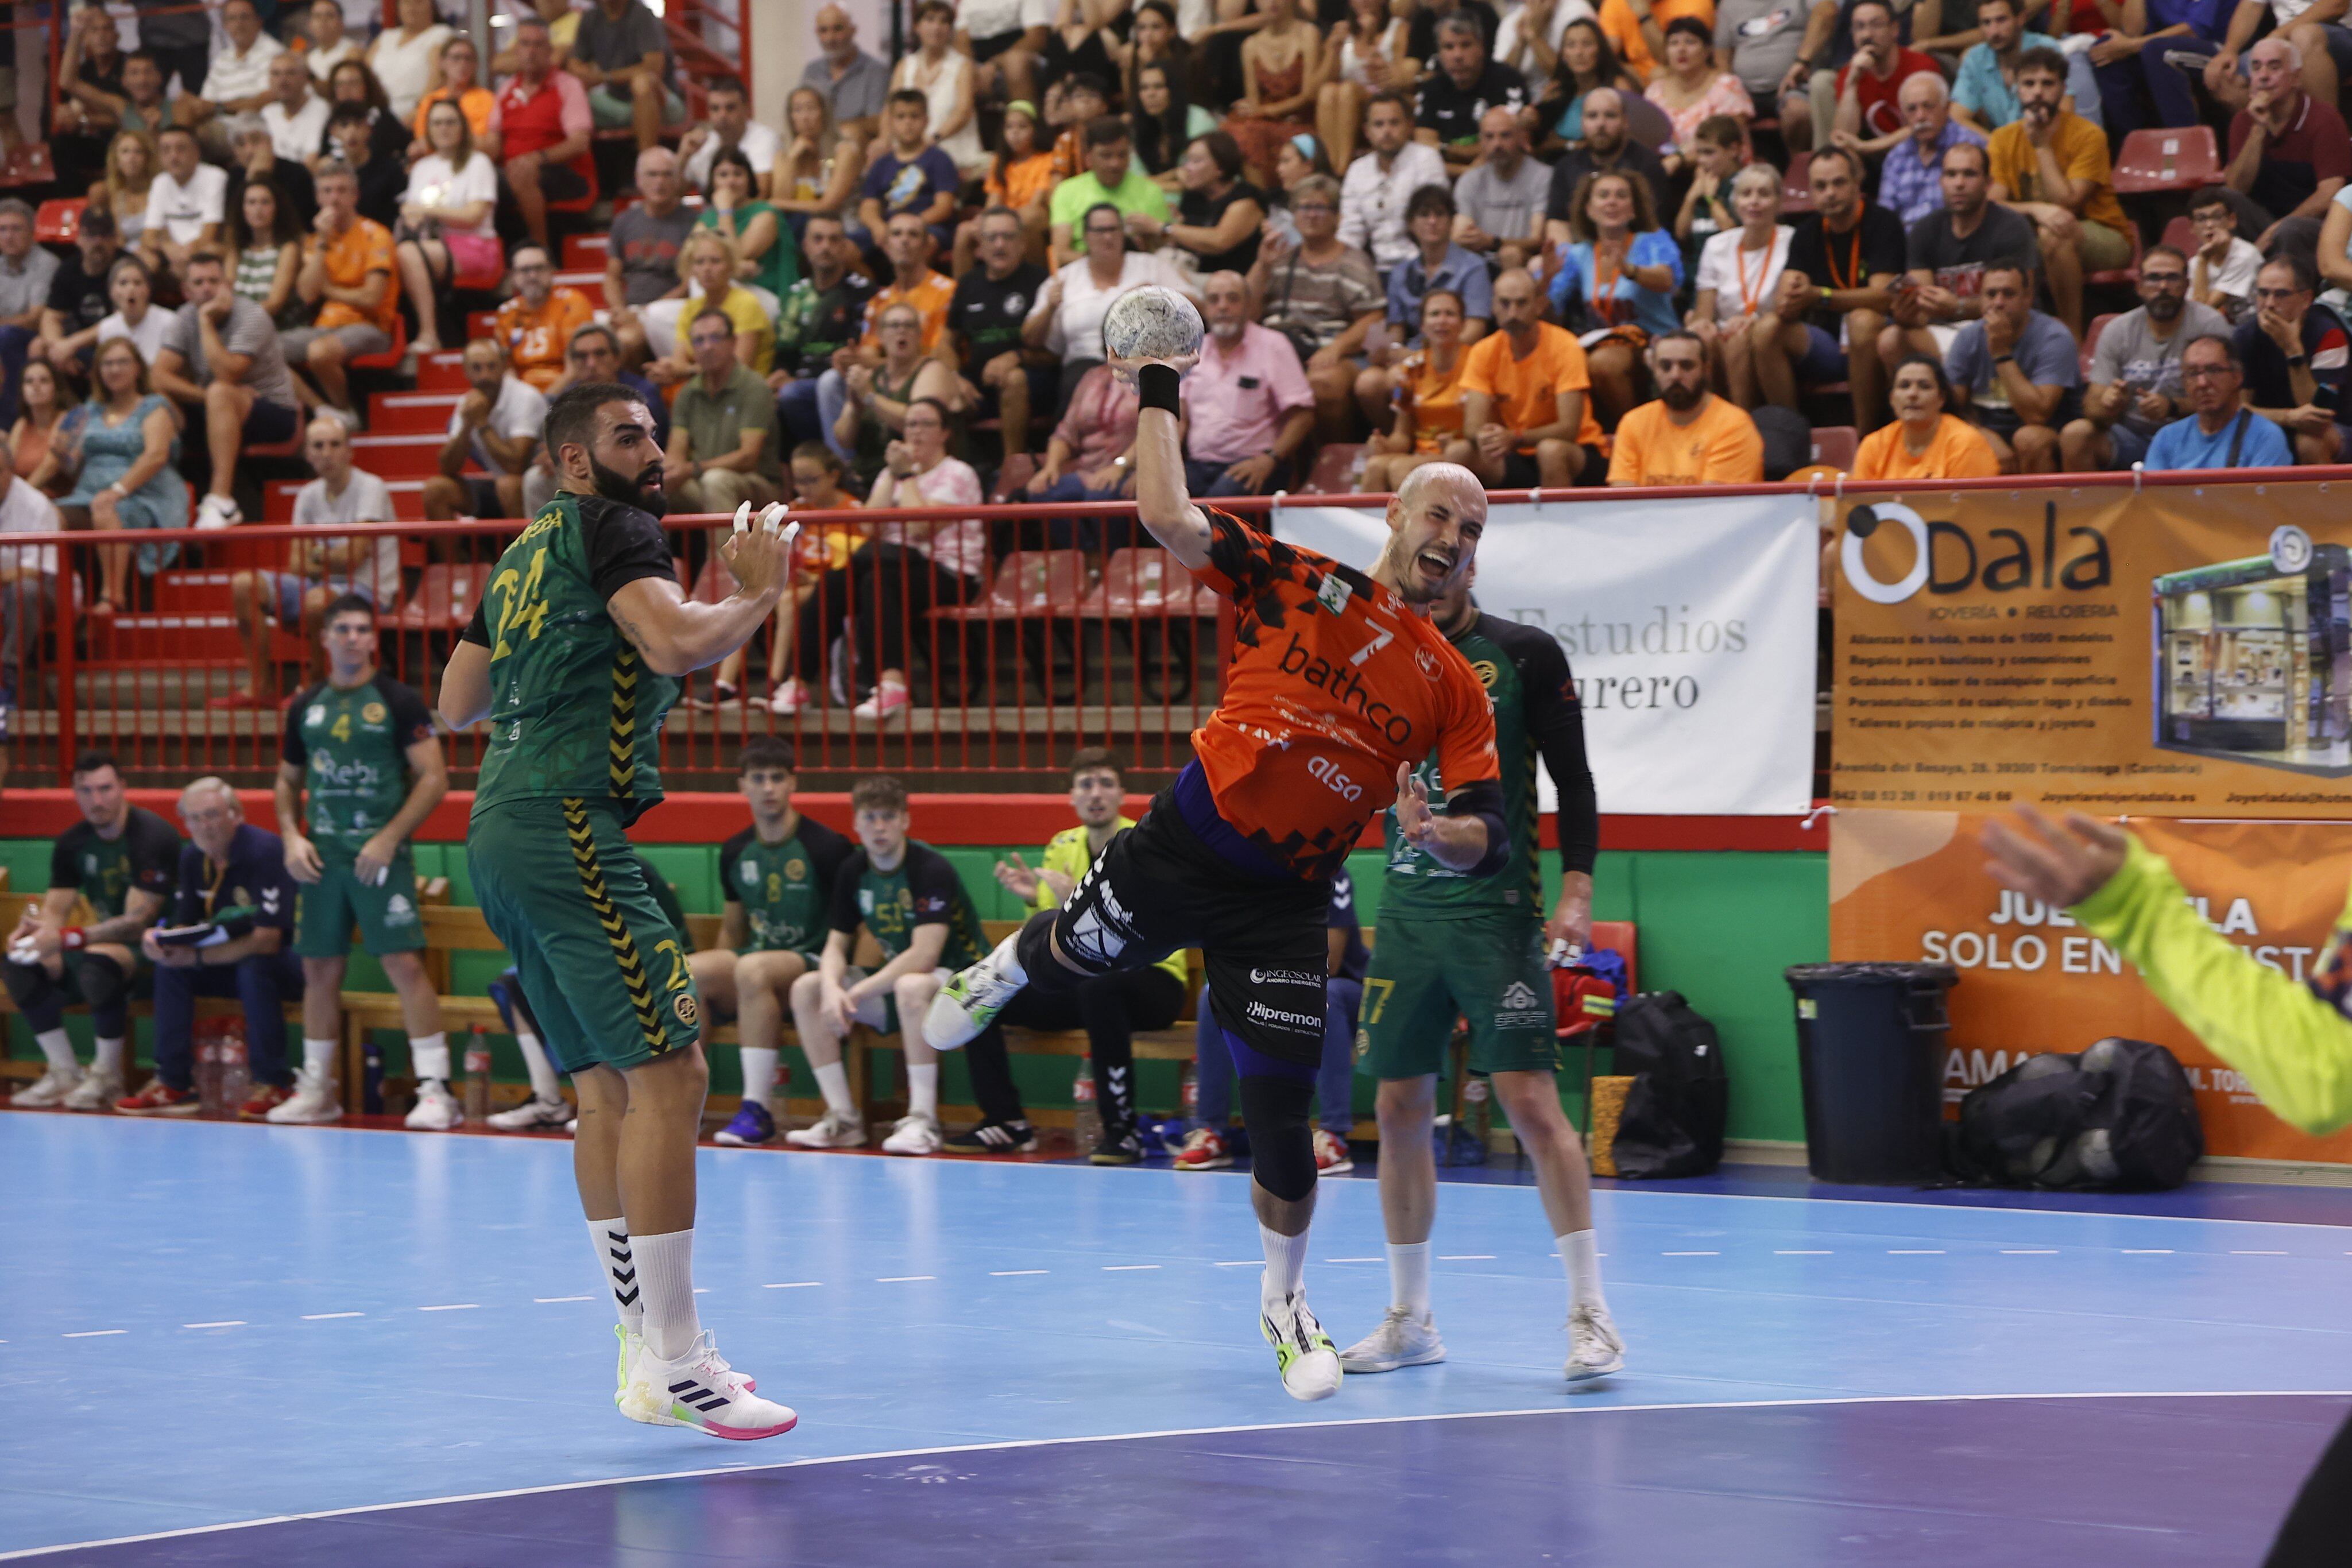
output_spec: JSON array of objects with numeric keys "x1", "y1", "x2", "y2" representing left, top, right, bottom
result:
[
  {"x1": 4, "y1": 751, "x2": 178, "y2": 1110},
  {"x1": 1341, "y1": 566, "x2": 1622, "y2": 1385},
  {"x1": 694, "y1": 736, "x2": 855, "y2": 1148},
  {"x1": 969, "y1": 748, "x2": 1192, "y2": 1161},
  {"x1": 435, "y1": 381, "x2": 798, "y2": 1439},
  {"x1": 925, "y1": 352, "x2": 1508, "y2": 1403},
  {"x1": 270, "y1": 594, "x2": 452, "y2": 1128},
  {"x1": 114, "y1": 779, "x2": 304, "y2": 1117},
  {"x1": 1749, "y1": 144, "x2": 1904, "y2": 428}
]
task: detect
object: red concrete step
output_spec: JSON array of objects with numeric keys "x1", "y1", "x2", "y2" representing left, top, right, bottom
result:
[
  {"x1": 370, "y1": 390, "x2": 462, "y2": 434},
  {"x1": 417, "y1": 350, "x2": 467, "y2": 390},
  {"x1": 262, "y1": 477, "x2": 429, "y2": 521},
  {"x1": 93, "y1": 609, "x2": 243, "y2": 660},
  {"x1": 349, "y1": 432, "x2": 447, "y2": 478},
  {"x1": 554, "y1": 270, "x2": 601, "y2": 293},
  {"x1": 153, "y1": 568, "x2": 235, "y2": 612},
  {"x1": 561, "y1": 233, "x2": 608, "y2": 270}
]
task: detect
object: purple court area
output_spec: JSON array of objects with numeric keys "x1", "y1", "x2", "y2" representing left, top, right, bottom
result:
[{"x1": 49, "y1": 1395, "x2": 2334, "y2": 1566}]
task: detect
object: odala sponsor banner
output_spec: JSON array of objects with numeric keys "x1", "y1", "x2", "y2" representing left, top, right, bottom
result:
[
  {"x1": 1831, "y1": 479, "x2": 2352, "y2": 816},
  {"x1": 1829, "y1": 807, "x2": 2352, "y2": 1163},
  {"x1": 1274, "y1": 495, "x2": 1817, "y2": 816}
]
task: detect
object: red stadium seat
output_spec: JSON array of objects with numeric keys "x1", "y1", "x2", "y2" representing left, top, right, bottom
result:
[
  {"x1": 2161, "y1": 215, "x2": 2195, "y2": 256},
  {"x1": 1780, "y1": 179, "x2": 1815, "y2": 216},
  {"x1": 393, "y1": 563, "x2": 494, "y2": 632},
  {"x1": 1304, "y1": 443, "x2": 1364, "y2": 494},
  {"x1": 34, "y1": 197, "x2": 84, "y2": 244},
  {"x1": 348, "y1": 311, "x2": 408, "y2": 370},
  {"x1": 1809, "y1": 425, "x2": 1858, "y2": 471},
  {"x1": 932, "y1": 551, "x2": 1094, "y2": 623},
  {"x1": 2113, "y1": 127, "x2": 2219, "y2": 195},
  {"x1": 1076, "y1": 549, "x2": 1208, "y2": 618},
  {"x1": 0, "y1": 143, "x2": 53, "y2": 188}
]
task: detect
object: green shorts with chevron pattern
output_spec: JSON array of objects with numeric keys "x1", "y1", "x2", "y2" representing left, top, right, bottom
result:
[{"x1": 466, "y1": 797, "x2": 702, "y2": 1075}]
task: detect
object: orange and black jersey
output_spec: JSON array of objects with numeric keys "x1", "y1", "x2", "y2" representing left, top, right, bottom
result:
[{"x1": 1183, "y1": 509, "x2": 1499, "y2": 881}]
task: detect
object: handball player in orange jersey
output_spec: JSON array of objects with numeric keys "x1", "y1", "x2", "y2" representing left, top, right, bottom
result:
[{"x1": 927, "y1": 335, "x2": 1508, "y2": 1402}]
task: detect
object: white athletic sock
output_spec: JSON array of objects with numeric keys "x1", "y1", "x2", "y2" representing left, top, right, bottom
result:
[
  {"x1": 409, "y1": 1032, "x2": 451, "y2": 1086},
  {"x1": 514, "y1": 1024, "x2": 563, "y2": 1101},
  {"x1": 1387, "y1": 1240, "x2": 1433, "y2": 1318},
  {"x1": 813, "y1": 1060, "x2": 854, "y2": 1117},
  {"x1": 738, "y1": 1047, "x2": 778, "y2": 1109},
  {"x1": 1260, "y1": 1222, "x2": 1310, "y2": 1307},
  {"x1": 93, "y1": 1035, "x2": 126, "y2": 1077},
  {"x1": 1560, "y1": 1229, "x2": 1608, "y2": 1313},
  {"x1": 633, "y1": 1228, "x2": 702, "y2": 1361},
  {"x1": 34, "y1": 1027, "x2": 74, "y2": 1071},
  {"x1": 588, "y1": 1217, "x2": 641, "y2": 1332},
  {"x1": 906, "y1": 1062, "x2": 939, "y2": 1118},
  {"x1": 301, "y1": 1036, "x2": 336, "y2": 1083}
]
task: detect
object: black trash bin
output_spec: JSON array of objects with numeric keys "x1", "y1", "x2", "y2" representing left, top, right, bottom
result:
[{"x1": 1785, "y1": 963, "x2": 1959, "y2": 1184}]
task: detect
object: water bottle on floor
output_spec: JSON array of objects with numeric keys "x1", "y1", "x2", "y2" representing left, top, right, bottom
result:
[
  {"x1": 217, "y1": 1026, "x2": 249, "y2": 1116},
  {"x1": 463, "y1": 1023, "x2": 492, "y2": 1121},
  {"x1": 1071, "y1": 1064, "x2": 1101, "y2": 1157},
  {"x1": 362, "y1": 1039, "x2": 384, "y2": 1114},
  {"x1": 195, "y1": 1028, "x2": 222, "y2": 1114}
]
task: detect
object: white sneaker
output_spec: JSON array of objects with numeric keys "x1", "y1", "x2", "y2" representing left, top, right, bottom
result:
[
  {"x1": 767, "y1": 677, "x2": 811, "y2": 714},
  {"x1": 194, "y1": 493, "x2": 243, "y2": 529},
  {"x1": 851, "y1": 680, "x2": 910, "y2": 720},
  {"x1": 1261, "y1": 1291, "x2": 1343, "y2": 1401},
  {"x1": 1566, "y1": 1301, "x2": 1625, "y2": 1383},
  {"x1": 265, "y1": 1071, "x2": 342, "y2": 1124},
  {"x1": 564, "y1": 1117, "x2": 578, "y2": 1135},
  {"x1": 487, "y1": 1093, "x2": 574, "y2": 1130},
  {"x1": 405, "y1": 1079, "x2": 463, "y2": 1130},
  {"x1": 11, "y1": 1063, "x2": 83, "y2": 1107},
  {"x1": 880, "y1": 1111, "x2": 942, "y2": 1155},
  {"x1": 923, "y1": 931, "x2": 1028, "y2": 1050},
  {"x1": 783, "y1": 1109, "x2": 866, "y2": 1148},
  {"x1": 61, "y1": 1067, "x2": 125, "y2": 1112},
  {"x1": 620, "y1": 1330, "x2": 798, "y2": 1440},
  {"x1": 614, "y1": 1324, "x2": 756, "y2": 1420},
  {"x1": 1339, "y1": 1306, "x2": 1446, "y2": 1373}
]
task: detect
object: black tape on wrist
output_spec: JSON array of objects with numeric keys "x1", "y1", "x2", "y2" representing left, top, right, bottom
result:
[{"x1": 1138, "y1": 362, "x2": 1182, "y2": 414}]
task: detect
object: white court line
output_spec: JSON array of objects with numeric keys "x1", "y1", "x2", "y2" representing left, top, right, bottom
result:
[
  {"x1": 1774, "y1": 1250, "x2": 1832, "y2": 1255},
  {"x1": 1889, "y1": 1250, "x2": 1945, "y2": 1256},
  {"x1": 2123, "y1": 1250, "x2": 2174, "y2": 1255},
  {"x1": 13, "y1": 1388, "x2": 2349, "y2": 1562},
  {"x1": 1661, "y1": 1251, "x2": 1719, "y2": 1257},
  {"x1": 2001, "y1": 1250, "x2": 2060, "y2": 1256},
  {"x1": 1212, "y1": 1260, "x2": 1260, "y2": 1267},
  {"x1": 876, "y1": 1276, "x2": 934, "y2": 1283},
  {"x1": 301, "y1": 1312, "x2": 363, "y2": 1320},
  {"x1": 418, "y1": 1304, "x2": 479, "y2": 1312},
  {"x1": 2232, "y1": 1250, "x2": 2289, "y2": 1256},
  {"x1": 534, "y1": 1296, "x2": 593, "y2": 1303},
  {"x1": 1103, "y1": 1265, "x2": 1160, "y2": 1271},
  {"x1": 989, "y1": 1270, "x2": 1049, "y2": 1277},
  {"x1": 182, "y1": 1321, "x2": 245, "y2": 1329},
  {"x1": 763, "y1": 1283, "x2": 822, "y2": 1290},
  {"x1": 60, "y1": 1330, "x2": 124, "y2": 1338}
]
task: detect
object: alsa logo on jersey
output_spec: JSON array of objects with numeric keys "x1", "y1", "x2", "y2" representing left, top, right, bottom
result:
[
  {"x1": 1306, "y1": 756, "x2": 1364, "y2": 802},
  {"x1": 307, "y1": 705, "x2": 327, "y2": 726},
  {"x1": 740, "y1": 861, "x2": 760, "y2": 886},
  {"x1": 1315, "y1": 573, "x2": 1353, "y2": 616},
  {"x1": 1278, "y1": 634, "x2": 1415, "y2": 746}
]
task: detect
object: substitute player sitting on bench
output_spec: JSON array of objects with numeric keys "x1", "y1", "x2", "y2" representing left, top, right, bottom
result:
[
  {"x1": 271, "y1": 593, "x2": 454, "y2": 1127},
  {"x1": 786, "y1": 774, "x2": 1025, "y2": 1156},
  {"x1": 693, "y1": 736, "x2": 854, "y2": 1148},
  {"x1": 5, "y1": 751, "x2": 180, "y2": 1110}
]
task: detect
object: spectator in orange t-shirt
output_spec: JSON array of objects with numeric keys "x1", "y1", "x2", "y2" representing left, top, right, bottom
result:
[
  {"x1": 1595, "y1": 0, "x2": 1716, "y2": 82},
  {"x1": 1851, "y1": 353, "x2": 2002, "y2": 479},
  {"x1": 1607, "y1": 329, "x2": 1766, "y2": 485},
  {"x1": 284, "y1": 160, "x2": 398, "y2": 421},
  {"x1": 1447, "y1": 267, "x2": 1607, "y2": 488},
  {"x1": 493, "y1": 242, "x2": 596, "y2": 389},
  {"x1": 857, "y1": 211, "x2": 957, "y2": 357}
]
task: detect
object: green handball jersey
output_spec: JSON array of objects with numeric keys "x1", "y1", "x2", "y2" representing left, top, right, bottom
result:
[
  {"x1": 461, "y1": 491, "x2": 683, "y2": 827},
  {"x1": 1382, "y1": 613, "x2": 1588, "y2": 920},
  {"x1": 282, "y1": 674, "x2": 436, "y2": 854},
  {"x1": 828, "y1": 842, "x2": 988, "y2": 969},
  {"x1": 723, "y1": 816, "x2": 856, "y2": 955}
]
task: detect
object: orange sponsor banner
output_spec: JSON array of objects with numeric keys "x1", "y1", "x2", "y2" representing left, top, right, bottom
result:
[
  {"x1": 1829, "y1": 481, "x2": 2352, "y2": 815},
  {"x1": 1830, "y1": 808, "x2": 2352, "y2": 1163}
]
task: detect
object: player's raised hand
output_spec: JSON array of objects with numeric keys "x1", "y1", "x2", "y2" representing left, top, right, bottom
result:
[
  {"x1": 993, "y1": 851, "x2": 1041, "y2": 901},
  {"x1": 1981, "y1": 806, "x2": 2129, "y2": 909},
  {"x1": 720, "y1": 510, "x2": 796, "y2": 603},
  {"x1": 1394, "y1": 761, "x2": 1436, "y2": 848}
]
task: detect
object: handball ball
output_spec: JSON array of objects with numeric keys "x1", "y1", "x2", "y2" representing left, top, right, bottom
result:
[{"x1": 1104, "y1": 287, "x2": 1204, "y2": 363}]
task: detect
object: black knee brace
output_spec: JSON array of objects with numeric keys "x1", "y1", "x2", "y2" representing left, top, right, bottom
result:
[
  {"x1": 75, "y1": 951, "x2": 131, "y2": 1038},
  {"x1": 1, "y1": 956, "x2": 63, "y2": 1032},
  {"x1": 1238, "y1": 1073, "x2": 1318, "y2": 1202}
]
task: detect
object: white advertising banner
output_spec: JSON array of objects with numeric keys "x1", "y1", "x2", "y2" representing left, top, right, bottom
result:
[{"x1": 1272, "y1": 495, "x2": 1820, "y2": 816}]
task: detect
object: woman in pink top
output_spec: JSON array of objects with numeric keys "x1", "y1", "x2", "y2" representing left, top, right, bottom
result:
[
  {"x1": 1644, "y1": 18, "x2": 1753, "y2": 172},
  {"x1": 1023, "y1": 361, "x2": 1141, "y2": 548},
  {"x1": 854, "y1": 396, "x2": 989, "y2": 721}
]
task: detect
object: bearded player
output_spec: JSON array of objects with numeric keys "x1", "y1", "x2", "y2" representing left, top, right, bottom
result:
[
  {"x1": 926, "y1": 344, "x2": 1509, "y2": 1403},
  {"x1": 438, "y1": 382, "x2": 800, "y2": 1440}
]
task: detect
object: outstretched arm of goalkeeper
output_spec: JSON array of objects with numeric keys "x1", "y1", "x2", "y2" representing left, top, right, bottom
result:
[{"x1": 1983, "y1": 806, "x2": 2352, "y2": 1136}]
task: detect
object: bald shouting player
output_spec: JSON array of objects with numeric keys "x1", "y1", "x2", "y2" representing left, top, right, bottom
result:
[{"x1": 927, "y1": 353, "x2": 1507, "y2": 1403}]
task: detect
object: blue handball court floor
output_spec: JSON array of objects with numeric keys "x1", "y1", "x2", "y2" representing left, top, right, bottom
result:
[{"x1": 3, "y1": 1115, "x2": 2349, "y2": 1566}]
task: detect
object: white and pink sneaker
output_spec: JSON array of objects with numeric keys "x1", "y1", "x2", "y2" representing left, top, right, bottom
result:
[{"x1": 620, "y1": 1330, "x2": 796, "y2": 1440}]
